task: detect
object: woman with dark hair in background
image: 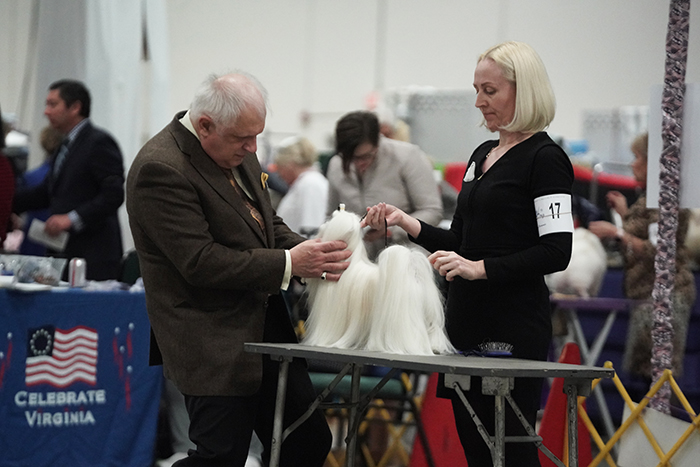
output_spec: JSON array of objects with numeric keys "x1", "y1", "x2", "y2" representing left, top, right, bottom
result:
[{"x1": 326, "y1": 110, "x2": 443, "y2": 259}]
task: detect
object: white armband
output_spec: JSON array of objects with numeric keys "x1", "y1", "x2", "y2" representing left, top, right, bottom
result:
[{"x1": 534, "y1": 193, "x2": 574, "y2": 236}]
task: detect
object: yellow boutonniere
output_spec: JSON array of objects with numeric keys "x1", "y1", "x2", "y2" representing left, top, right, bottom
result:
[{"x1": 261, "y1": 172, "x2": 269, "y2": 190}]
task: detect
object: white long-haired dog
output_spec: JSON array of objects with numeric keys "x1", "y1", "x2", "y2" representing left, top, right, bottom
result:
[
  {"x1": 303, "y1": 209, "x2": 454, "y2": 355},
  {"x1": 303, "y1": 209, "x2": 379, "y2": 348},
  {"x1": 545, "y1": 227, "x2": 608, "y2": 297},
  {"x1": 366, "y1": 245, "x2": 455, "y2": 355}
]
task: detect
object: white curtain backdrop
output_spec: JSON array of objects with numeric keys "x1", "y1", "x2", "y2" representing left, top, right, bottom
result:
[
  {"x1": 26, "y1": 0, "x2": 169, "y2": 253},
  {"x1": 144, "y1": 0, "x2": 170, "y2": 137}
]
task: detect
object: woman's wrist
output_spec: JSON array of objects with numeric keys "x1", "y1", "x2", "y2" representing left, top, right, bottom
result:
[
  {"x1": 400, "y1": 213, "x2": 421, "y2": 238},
  {"x1": 617, "y1": 229, "x2": 635, "y2": 256},
  {"x1": 625, "y1": 233, "x2": 635, "y2": 256},
  {"x1": 476, "y1": 259, "x2": 487, "y2": 280}
]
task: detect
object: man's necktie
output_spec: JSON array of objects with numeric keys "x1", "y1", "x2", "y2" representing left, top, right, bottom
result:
[
  {"x1": 224, "y1": 169, "x2": 266, "y2": 234},
  {"x1": 53, "y1": 139, "x2": 70, "y2": 176}
]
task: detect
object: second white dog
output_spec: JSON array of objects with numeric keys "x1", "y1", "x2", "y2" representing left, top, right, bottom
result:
[{"x1": 545, "y1": 227, "x2": 608, "y2": 298}]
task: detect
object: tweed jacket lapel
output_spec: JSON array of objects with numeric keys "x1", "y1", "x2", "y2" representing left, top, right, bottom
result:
[
  {"x1": 237, "y1": 156, "x2": 276, "y2": 246},
  {"x1": 169, "y1": 118, "x2": 269, "y2": 246}
]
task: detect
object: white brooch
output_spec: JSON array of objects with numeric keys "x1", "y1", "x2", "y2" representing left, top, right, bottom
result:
[{"x1": 463, "y1": 162, "x2": 476, "y2": 183}]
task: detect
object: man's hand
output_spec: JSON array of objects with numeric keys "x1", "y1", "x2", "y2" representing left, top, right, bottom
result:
[
  {"x1": 290, "y1": 239, "x2": 351, "y2": 281},
  {"x1": 44, "y1": 214, "x2": 72, "y2": 237}
]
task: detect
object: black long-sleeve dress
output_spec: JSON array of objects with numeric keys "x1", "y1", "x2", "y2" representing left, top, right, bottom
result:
[{"x1": 414, "y1": 132, "x2": 573, "y2": 466}]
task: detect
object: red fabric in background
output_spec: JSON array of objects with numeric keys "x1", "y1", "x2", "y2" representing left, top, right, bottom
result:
[
  {"x1": 409, "y1": 372, "x2": 468, "y2": 467},
  {"x1": 572, "y1": 164, "x2": 641, "y2": 190},
  {"x1": 443, "y1": 162, "x2": 641, "y2": 195},
  {"x1": 443, "y1": 162, "x2": 467, "y2": 193}
]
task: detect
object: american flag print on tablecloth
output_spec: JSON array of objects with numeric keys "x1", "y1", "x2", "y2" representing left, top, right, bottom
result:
[{"x1": 26, "y1": 325, "x2": 98, "y2": 387}]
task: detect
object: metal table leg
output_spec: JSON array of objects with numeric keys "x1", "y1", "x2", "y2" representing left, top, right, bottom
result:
[
  {"x1": 446, "y1": 374, "x2": 511, "y2": 467},
  {"x1": 269, "y1": 356, "x2": 291, "y2": 467},
  {"x1": 448, "y1": 373, "x2": 575, "y2": 467},
  {"x1": 566, "y1": 383, "x2": 579, "y2": 467},
  {"x1": 482, "y1": 376, "x2": 513, "y2": 467},
  {"x1": 563, "y1": 378, "x2": 592, "y2": 467},
  {"x1": 344, "y1": 364, "x2": 364, "y2": 467},
  {"x1": 567, "y1": 308, "x2": 619, "y2": 451},
  {"x1": 586, "y1": 310, "x2": 618, "y2": 366}
]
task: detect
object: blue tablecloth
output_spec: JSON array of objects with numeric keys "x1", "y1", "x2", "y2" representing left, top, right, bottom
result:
[{"x1": 0, "y1": 287, "x2": 161, "y2": 467}]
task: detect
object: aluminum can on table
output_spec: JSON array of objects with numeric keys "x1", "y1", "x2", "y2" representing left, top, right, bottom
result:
[{"x1": 69, "y1": 258, "x2": 87, "y2": 287}]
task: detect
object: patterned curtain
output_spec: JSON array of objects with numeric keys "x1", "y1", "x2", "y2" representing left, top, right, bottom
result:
[{"x1": 650, "y1": 0, "x2": 690, "y2": 413}]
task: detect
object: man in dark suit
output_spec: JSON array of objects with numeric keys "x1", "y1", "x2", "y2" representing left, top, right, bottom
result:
[
  {"x1": 126, "y1": 72, "x2": 349, "y2": 467},
  {"x1": 13, "y1": 79, "x2": 124, "y2": 280}
]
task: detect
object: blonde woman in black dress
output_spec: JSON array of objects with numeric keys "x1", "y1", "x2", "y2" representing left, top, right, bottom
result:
[{"x1": 363, "y1": 41, "x2": 574, "y2": 466}]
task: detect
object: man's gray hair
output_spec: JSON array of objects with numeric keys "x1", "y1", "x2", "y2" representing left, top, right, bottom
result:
[{"x1": 190, "y1": 71, "x2": 268, "y2": 127}]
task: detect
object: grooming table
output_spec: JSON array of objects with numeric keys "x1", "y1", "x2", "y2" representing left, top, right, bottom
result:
[{"x1": 245, "y1": 343, "x2": 614, "y2": 467}]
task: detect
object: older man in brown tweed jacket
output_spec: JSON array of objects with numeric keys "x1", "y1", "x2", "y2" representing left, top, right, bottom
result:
[{"x1": 127, "y1": 72, "x2": 349, "y2": 467}]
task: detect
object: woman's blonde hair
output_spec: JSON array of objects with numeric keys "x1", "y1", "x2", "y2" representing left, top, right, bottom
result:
[
  {"x1": 274, "y1": 136, "x2": 317, "y2": 168},
  {"x1": 478, "y1": 41, "x2": 556, "y2": 133},
  {"x1": 630, "y1": 132, "x2": 648, "y2": 160},
  {"x1": 40, "y1": 126, "x2": 64, "y2": 155}
]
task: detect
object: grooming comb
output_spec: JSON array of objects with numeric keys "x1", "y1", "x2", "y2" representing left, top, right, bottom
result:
[{"x1": 477, "y1": 341, "x2": 514, "y2": 357}]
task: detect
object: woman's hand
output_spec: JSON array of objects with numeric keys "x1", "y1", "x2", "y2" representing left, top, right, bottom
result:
[
  {"x1": 606, "y1": 191, "x2": 628, "y2": 216},
  {"x1": 361, "y1": 203, "x2": 422, "y2": 238},
  {"x1": 428, "y1": 250, "x2": 486, "y2": 281},
  {"x1": 588, "y1": 220, "x2": 619, "y2": 240},
  {"x1": 362, "y1": 203, "x2": 399, "y2": 229}
]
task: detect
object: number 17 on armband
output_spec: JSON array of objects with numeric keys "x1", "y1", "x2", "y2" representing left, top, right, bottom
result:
[{"x1": 534, "y1": 194, "x2": 574, "y2": 236}]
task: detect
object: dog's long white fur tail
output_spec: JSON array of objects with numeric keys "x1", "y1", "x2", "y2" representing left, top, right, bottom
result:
[{"x1": 366, "y1": 246, "x2": 455, "y2": 355}]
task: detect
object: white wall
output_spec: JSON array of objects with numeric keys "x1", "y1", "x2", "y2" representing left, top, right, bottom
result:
[
  {"x1": 2, "y1": 0, "x2": 700, "y2": 161},
  {"x1": 164, "y1": 0, "x2": 699, "y2": 154}
]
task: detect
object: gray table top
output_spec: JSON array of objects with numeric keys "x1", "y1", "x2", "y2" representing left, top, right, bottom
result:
[{"x1": 245, "y1": 343, "x2": 614, "y2": 380}]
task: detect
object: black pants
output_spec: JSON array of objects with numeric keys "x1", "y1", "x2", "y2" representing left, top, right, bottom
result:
[
  {"x1": 450, "y1": 376, "x2": 544, "y2": 467},
  {"x1": 174, "y1": 355, "x2": 331, "y2": 467}
]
